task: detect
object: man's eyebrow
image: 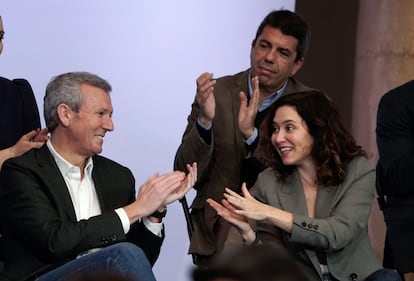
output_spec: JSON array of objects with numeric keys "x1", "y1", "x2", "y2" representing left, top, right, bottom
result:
[
  {"x1": 277, "y1": 46, "x2": 292, "y2": 53},
  {"x1": 258, "y1": 38, "x2": 271, "y2": 45}
]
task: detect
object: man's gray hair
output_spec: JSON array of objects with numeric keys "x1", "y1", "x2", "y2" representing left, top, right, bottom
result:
[{"x1": 44, "y1": 71, "x2": 112, "y2": 132}]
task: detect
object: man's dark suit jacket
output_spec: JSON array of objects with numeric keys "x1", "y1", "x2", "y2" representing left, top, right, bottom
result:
[
  {"x1": 0, "y1": 77, "x2": 41, "y2": 150},
  {"x1": 0, "y1": 145, "x2": 163, "y2": 281},
  {"x1": 376, "y1": 79, "x2": 414, "y2": 271}
]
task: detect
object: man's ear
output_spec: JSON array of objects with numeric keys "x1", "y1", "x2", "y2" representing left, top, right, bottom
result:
[
  {"x1": 290, "y1": 57, "x2": 305, "y2": 77},
  {"x1": 56, "y1": 104, "x2": 72, "y2": 127}
]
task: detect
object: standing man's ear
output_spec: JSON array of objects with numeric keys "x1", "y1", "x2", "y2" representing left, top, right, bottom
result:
[{"x1": 290, "y1": 57, "x2": 305, "y2": 77}]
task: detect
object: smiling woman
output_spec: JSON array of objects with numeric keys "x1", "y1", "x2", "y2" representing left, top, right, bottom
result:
[
  {"x1": 207, "y1": 91, "x2": 401, "y2": 281},
  {"x1": 271, "y1": 105, "x2": 314, "y2": 168}
]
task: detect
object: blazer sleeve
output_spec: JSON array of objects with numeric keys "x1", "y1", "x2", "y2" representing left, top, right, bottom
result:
[
  {"x1": 376, "y1": 88, "x2": 414, "y2": 196},
  {"x1": 174, "y1": 98, "x2": 214, "y2": 184},
  {"x1": 93, "y1": 159, "x2": 164, "y2": 266},
  {"x1": 254, "y1": 158, "x2": 375, "y2": 252},
  {"x1": 12, "y1": 79, "x2": 41, "y2": 133}
]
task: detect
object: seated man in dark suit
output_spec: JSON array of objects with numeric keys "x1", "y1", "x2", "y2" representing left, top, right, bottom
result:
[{"x1": 0, "y1": 71, "x2": 197, "y2": 281}]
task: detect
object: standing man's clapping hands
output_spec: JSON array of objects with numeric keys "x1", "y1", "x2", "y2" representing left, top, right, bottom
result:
[{"x1": 196, "y1": 72, "x2": 216, "y2": 127}]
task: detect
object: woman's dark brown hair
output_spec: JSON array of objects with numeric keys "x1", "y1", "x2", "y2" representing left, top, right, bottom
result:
[{"x1": 266, "y1": 90, "x2": 366, "y2": 186}]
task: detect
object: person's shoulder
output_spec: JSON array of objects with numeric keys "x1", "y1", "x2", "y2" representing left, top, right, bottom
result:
[
  {"x1": 216, "y1": 70, "x2": 248, "y2": 83},
  {"x1": 381, "y1": 80, "x2": 414, "y2": 102},
  {"x1": 92, "y1": 155, "x2": 131, "y2": 172},
  {"x1": 11, "y1": 78, "x2": 31, "y2": 85},
  {"x1": 0, "y1": 76, "x2": 12, "y2": 90},
  {"x1": 0, "y1": 78, "x2": 34, "y2": 97},
  {"x1": 92, "y1": 156, "x2": 134, "y2": 183},
  {"x1": 344, "y1": 156, "x2": 373, "y2": 178},
  {"x1": 11, "y1": 78, "x2": 33, "y2": 91},
  {"x1": 0, "y1": 77, "x2": 31, "y2": 88},
  {"x1": 257, "y1": 167, "x2": 279, "y2": 182},
  {"x1": 2, "y1": 146, "x2": 42, "y2": 169},
  {"x1": 285, "y1": 77, "x2": 315, "y2": 93},
  {"x1": 0, "y1": 76, "x2": 11, "y2": 84}
]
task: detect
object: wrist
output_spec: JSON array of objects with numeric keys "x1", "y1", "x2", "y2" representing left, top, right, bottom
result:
[
  {"x1": 198, "y1": 116, "x2": 212, "y2": 127},
  {"x1": 241, "y1": 228, "x2": 256, "y2": 245},
  {"x1": 242, "y1": 128, "x2": 254, "y2": 140},
  {"x1": 6, "y1": 146, "x2": 16, "y2": 158},
  {"x1": 149, "y1": 205, "x2": 167, "y2": 221}
]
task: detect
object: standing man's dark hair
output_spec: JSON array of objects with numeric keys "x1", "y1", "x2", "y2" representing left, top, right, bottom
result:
[
  {"x1": 174, "y1": 9, "x2": 314, "y2": 266},
  {"x1": 254, "y1": 9, "x2": 310, "y2": 61}
]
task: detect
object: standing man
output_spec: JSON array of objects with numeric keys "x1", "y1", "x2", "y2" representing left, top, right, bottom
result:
[
  {"x1": 376, "y1": 80, "x2": 414, "y2": 281},
  {"x1": 0, "y1": 72, "x2": 197, "y2": 281},
  {"x1": 174, "y1": 9, "x2": 313, "y2": 264}
]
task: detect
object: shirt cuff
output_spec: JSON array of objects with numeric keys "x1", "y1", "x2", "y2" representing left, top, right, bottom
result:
[
  {"x1": 115, "y1": 208, "x2": 130, "y2": 234},
  {"x1": 197, "y1": 117, "x2": 212, "y2": 130},
  {"x1": 245, "y1": 127, "x2": 258, "y2": 145},
  {"x1": 143, "y1": 217, "x2": 164, "y2": 237}
]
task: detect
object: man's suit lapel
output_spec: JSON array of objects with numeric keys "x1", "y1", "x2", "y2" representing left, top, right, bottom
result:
[
  {"x1": 36, "y1": 145, "x2": 77, "y2": 221},
  {"x1": 91, "y1": 158, "x2": 107, "y2": 211}
]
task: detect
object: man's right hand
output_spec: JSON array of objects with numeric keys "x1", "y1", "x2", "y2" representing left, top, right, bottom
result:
[
  {"x1": 196, "y1": 72, "x2": 216, "y2": 127},
  {"x1": 124, "y1": 163, "x2": 197, "y2": 224}
]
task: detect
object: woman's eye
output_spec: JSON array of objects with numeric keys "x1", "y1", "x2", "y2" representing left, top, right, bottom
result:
[{"x1": 286, "y1": 125, "x2": 294, "y2": 131}]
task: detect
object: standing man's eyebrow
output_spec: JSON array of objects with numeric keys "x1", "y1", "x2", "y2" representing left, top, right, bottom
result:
[
  {"x1": 258, "y1": 39, "x2": 271, "y2": 45},
  {"x1": 277, "y1": 46, "x2": 292, "y2": 54}
]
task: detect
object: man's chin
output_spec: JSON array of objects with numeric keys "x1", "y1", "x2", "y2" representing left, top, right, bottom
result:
[{"x1": 92, "y1": 146, "x2": 103, "y2": 155}]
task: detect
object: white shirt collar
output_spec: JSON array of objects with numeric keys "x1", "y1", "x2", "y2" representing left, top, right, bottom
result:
[{"x1": 46, "y1": 140, "x2": 94, "y2": 177}]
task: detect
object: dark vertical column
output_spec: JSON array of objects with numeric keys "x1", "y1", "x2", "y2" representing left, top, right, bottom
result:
[{"x1": 295, "y1": 0, "x2": 359, "y2": 130}]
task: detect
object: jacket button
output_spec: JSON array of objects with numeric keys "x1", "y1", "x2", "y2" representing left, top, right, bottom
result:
[
  {"x1": 307, "y1": 223, "x2": 313, "y2": 228},
  {"x1": 349, "y1": 273, "x2": 358, "y2": 281},
  {"x1": 101, "y1": 237, "x2": 109, "y2": 244},
  {"x1": 314, "y1": 225, "x2": 319, "y2": 230},
  {"x1": 302, "y1": 221, "x2": 307, "y2": 227}
]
